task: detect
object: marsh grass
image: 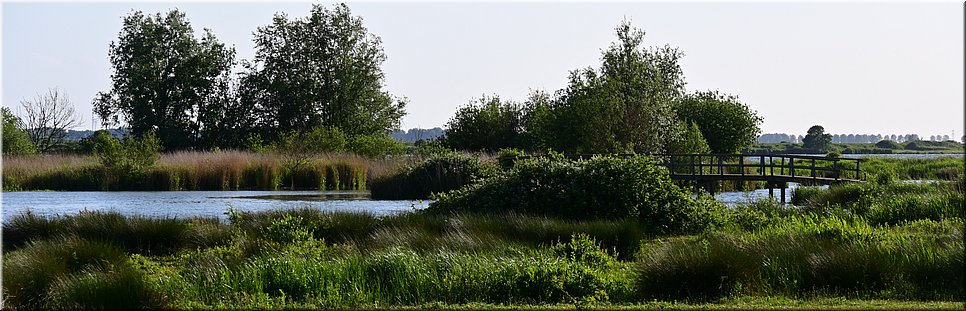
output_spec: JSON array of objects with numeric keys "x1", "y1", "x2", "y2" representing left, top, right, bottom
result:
[
  {"x1": 3, "y1": 151, "x2": 376, "y2": 191},
  {"x1": 861, "y1": 157, "x2": 964, "y2": 181},
  {"x1": 171, "y1": 236, "x2": 631, "y2": 307},
  {"x1": 4, "y1": 184, "x2": 963, "y2": 309},
  {"x1": 2, "y1": 236, "x2": 163, "y2": 309},
  {"x1": 636, "y1": 217, "x2": 964, "y2": 301},
  {"x1": 2, "y1": 210, "x2": 224, "y2": 255},
  {"x1": 791, "y1": 181, "x2": 963, "y2": 225}
]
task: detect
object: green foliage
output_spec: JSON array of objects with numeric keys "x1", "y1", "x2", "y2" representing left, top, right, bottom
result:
[
  {"x1": 239, "y1": 3, "x2": 405, "y2": 141},
  {"x1": 666, "y1": 121, "x2": 711, "y2": 154},
  {"x1": 5, "y1": 202, "x2": 964, "y2": 308},
  {"x1": 93, "y1": 9, "x2": 236, "y2": 150},
  {"x1": 1, "y1": 107, "x2": 37, "y2": 155},
  {"x1": 273, "y1": 126, "x2": 347, "y2": 155},
  {"x1": 791, "y1": 182, "x2": 964, "y2": 226},
  {"x1": 431, "y1": 156, "x2": 720, "y2": 235},
  {"x1": 673, "y1": 91, "x2": 761, "y2": 154},
  {"x1": 635, "y1": 218, "x2": 964, "y2": 301},
  {"x1": 527, "y1": 22, "x2": 684, "y2": 154},
  {"x1": 412, "y1": 139, "x2": 451, "y2": 157},
  {"x1": 861, "y1": 157, "x2": 963, "y2": 181},
  {"x1": 443, "y1": 95, "x2": 529, "y2": 152},
  {"x1": 3, "y1": 236, "x2": 162, "y2": 309},
  {"x1": 94, "y1": 132, "x2": 162, "y2": 176},
  {"x1": 349, "y1": 132, "x2": 405, "y2": 158},
  {"x1": 803, "y1": 125, "x2": 833, "y2": 152},
  {"x1": 370, "y1": 153, "x2": 497, "y2": 200},
  {"x1": 875, "y1": 140, "x2": 901, "y2": 149},
  {"x1": 2, "y1": 211, "x2": 193, "y2": 255},
  {"x1": 551, "y1": 234, "x2": 618, "y2": 269}
]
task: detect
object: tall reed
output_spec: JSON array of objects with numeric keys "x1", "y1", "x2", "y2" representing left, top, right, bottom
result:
[{"x1": 2, "y1": 151, "x2": 380, "y2": 191}]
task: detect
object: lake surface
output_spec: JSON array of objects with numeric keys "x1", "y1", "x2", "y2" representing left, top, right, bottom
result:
[
  {"x1": 2, "y1": 185, "x2": 812, "y2": 222},
  {"x1": 1, "y1": 191, "x2": 428, "y2": 222}
]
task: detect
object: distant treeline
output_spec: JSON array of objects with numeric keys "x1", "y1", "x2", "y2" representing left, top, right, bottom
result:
[
  {"x1": 388, "y1": 128, "x2": 444, "y2": 143},
  {"x1": 759, "y1": 133, "x2": 958, "y2": 144}
]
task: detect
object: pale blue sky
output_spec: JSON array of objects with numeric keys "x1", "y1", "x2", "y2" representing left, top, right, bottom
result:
[{"x1": 3, "y1": 1, "x2": 963, "y2": 138}]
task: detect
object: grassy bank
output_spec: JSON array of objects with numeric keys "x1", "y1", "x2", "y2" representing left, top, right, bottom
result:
[
  {"x1": 749, "y1": 141, "x2": 965, "y2": 154},
  {"x1": 1, "y1": 151, "x2": 406, "y2": 191},
  {"x1": 4, "y1": 180, "x2": 962, "y2": 309}
]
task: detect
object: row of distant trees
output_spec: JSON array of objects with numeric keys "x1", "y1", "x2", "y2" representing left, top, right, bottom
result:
[
  {"x1": 759, "y1": 133, "x2": 953, "y2": 144},
  {"x1": 441, "y1": 23, "x2": 763, "y2": 155}
]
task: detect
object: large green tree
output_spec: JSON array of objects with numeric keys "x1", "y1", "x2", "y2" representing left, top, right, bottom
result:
[
  {"x1": 443, "y1": 95, "x2": 528, "y2": 152},
  {"x1": 239, "y1": 3, "x2": 406, "y2": 142},
  {"x1": 673, "y1": 90, "x2": 762, "y2": 154},
  {"x1": 803, "y1": 125, "x2": 833, "y2": 152},
  {"x1": 93, "y1": 10, "x2": 236, "y2": 150},
  {"x1": 534, "y1": 22, "x2": 685, "y2": 154}
]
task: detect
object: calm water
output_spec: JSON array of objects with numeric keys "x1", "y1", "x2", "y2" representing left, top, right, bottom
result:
[
  {"x1": 2, "y1": 186, "x2": 809, "y2": 222},
  {"x1": 1, "y1": 191, "x2": 429, "y2": 222}
]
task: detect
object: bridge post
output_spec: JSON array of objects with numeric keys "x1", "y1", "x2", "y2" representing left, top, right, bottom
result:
[
  {"x1": 690, "y1": 154, "x2": 695, "y2": 175},
  {"x1": 780, "y1": 186, "x2": 786, "y2": 204},
  {"x1": 739, "y1": 156, "x2": 745, "y2": 176},
  {"x1": 811, "y1": 158, "x2": 817, "y2": 180}
]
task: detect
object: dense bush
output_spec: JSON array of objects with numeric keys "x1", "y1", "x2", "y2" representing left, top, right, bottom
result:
[
  {"x1": 430, "y1": 155, "x2": 724, "y2": 235},
  {"x1": 348, "y1": 132, "x2": 406, "y2": 158},
  {"x1": 370, "y1": 153, "x2": 497, "y2": 200}
]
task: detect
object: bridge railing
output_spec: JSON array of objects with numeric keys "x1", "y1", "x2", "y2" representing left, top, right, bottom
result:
[
  {"x1": 507, "y1": 153, "x2": 863, "y2": 182},
  {"x1": 652, "y1": 154, "x2": 862, "y2": 182}
]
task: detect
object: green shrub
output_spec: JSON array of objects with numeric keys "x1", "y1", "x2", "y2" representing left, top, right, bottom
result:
[
  {"x1": 95, "y1": 132, "x2": 162, "y2": 174},
  {"x1": 370, "y1": 153, "x2": 497, "y2": 200},
  {"x1": 349, "y1": 132, "x2": 406, "y2": 158},
  {"x1": 874, "y1": 140, "x2": 901, "y2": 149},
  {"x1": 430, "y1": 155, "x2": 718, "y2": 235}
]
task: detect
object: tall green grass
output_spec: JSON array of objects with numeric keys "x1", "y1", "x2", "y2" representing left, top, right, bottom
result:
[
  {"x1": 5, "y1": 186, "x2": 963, "y2": 309},
  {"x1": 791, "y1": 181, "x2": 964, "y2": 226},
  {"x1": 2, "y1": 236, "x2": 163, "y2": 309},
  {"x1": 2, "y1": 211, "x2": 226, "y2": 255},
  {"x1": 165, "y1": 234, "x2": 632, "y2": 307},
  {"x1": 636, "y1": 217, "x2": 964, "y2": 301}
]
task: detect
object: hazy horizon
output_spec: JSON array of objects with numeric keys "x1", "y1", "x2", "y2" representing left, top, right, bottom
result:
[{"x1": 3, "y1": 1, "x2": 963, "y2": 138}]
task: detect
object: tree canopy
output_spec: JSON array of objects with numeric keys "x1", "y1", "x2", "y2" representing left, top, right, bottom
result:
[
  {"x1": 443, "y1": 95, "x2": 528, "y2": 152},
  {"x1": 673, "y1": 90, "x2": 762, "y2": 154},
  {"x1": 803, "y1": 125, "x2": 833, "y2": 152},
  {"x1": 2, "y1": 107, "x2": 37, "y2": 156},
  {"x1": 93, "y1": 9, "x2": 236, "y2": 150},
  {"x1": 239, "y1": 3, "x2": 406, "y2": 142},
  {"x1": 528, "y1": 22, "x2": 686, "y2": 154}
]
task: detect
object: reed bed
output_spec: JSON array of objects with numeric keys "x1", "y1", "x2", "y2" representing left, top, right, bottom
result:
[{"x1": 2, "y1": 151, "x2": 386, "y2": 191}]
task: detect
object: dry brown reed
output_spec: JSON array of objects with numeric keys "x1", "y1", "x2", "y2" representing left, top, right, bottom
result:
[{"x1": 3, "y1": 151, "x2": 409, "y2": 191}]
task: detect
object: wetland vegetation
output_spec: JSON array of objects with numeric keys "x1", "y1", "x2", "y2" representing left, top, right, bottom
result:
[{"x1": 3, "y1": 2, "x2": 963, "y2": 310}]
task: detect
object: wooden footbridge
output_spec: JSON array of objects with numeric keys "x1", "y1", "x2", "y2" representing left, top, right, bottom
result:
[{"x1": 506, "y1": 153, "x2": 863, "y2": 203}]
